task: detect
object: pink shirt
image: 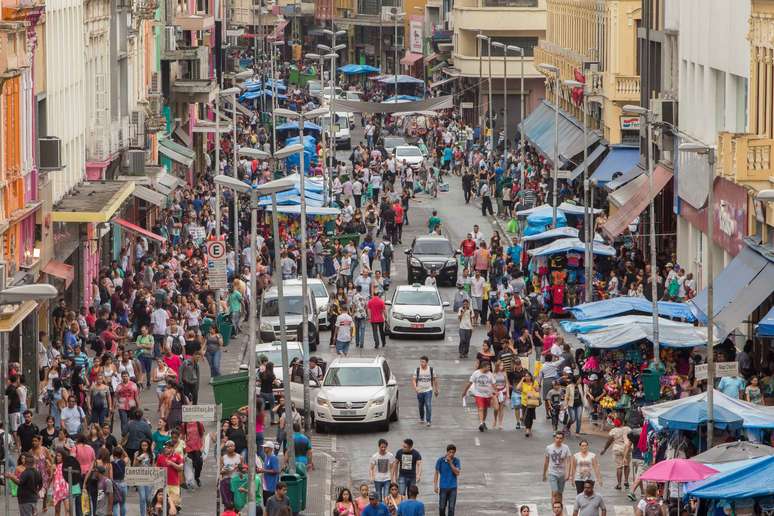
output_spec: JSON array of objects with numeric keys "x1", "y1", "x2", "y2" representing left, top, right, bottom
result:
[
  {"x1": 74, "y1": 444, "x2": 95, "y2": 475},
  {"x1": 116, "y1": 381, "x2": 139, "y2": 411}
]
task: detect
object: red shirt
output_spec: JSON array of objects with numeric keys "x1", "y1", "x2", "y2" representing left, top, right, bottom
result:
[
  {"x1": 157, "y1": 452, "x2": 183, "y2": 486},
  {"x1": 393, "y1": 204, "x2": 404, "y2": 224},
  {"x1": 461, "y1": 239, "x2": 477, "y2": 257},
  {"x1": 163, "y1": 354, "x2": 182, "y2": 375},
  {"x1": 367, "y1": 296, "x2": 386, "y2": 323}
]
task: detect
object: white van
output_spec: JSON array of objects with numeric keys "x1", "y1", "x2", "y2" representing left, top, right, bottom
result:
[{"x1": 322, "y1": 112, "x2": 353, "y2": 149}]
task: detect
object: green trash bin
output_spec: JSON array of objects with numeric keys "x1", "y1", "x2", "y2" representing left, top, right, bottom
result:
[
  {"x1": 280, "y1": 473, "x2": 304, "y2": 513},
  {"x1": 641, "y1": 363, "x2": 666, "y2": 402},
  {"x1": 216, "y1": 314, "x2": 234, "y2": 346},
  {"x1": 211, "y1": 372, "x2": 249, "y2": 420}
]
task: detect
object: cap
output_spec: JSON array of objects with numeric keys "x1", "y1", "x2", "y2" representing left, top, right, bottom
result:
[
  {"x1": 563, "y1": 367, "x2": 572, "y2": 374},
  {"x1": 666, "y1": 262, "x2": 674, "y2": 268},
  {"x1": 589, "y1": 374, "x2": 599, "y2": 380},
  {"x1": 262, "y1": 441, "x2": 275, "y2": 449}
]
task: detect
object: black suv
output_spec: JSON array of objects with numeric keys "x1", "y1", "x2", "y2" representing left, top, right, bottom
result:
[{"x1": 405, "y1": 235, "x2": 459, "y2": 285}]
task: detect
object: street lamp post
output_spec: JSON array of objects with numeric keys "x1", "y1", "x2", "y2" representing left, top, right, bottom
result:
[
  {"x1": 507, "y1": 45, "x2": 526, "y2": 191},
  {"x1": 390, "y1": 10, "x2": 405, "y2": 95},
  {"x1": 214, "y1": 174, "x2": 295, "y2": 516},
  {"x1": 478, "y1": 31, "x2": 484, "y2": 143},
  {"x1": 274, "y1": 107, "x2": 328, "y2": 433},
  {"x1": 317, "y1": 45, "x2": 343, "y2": 204},
  {"x1": 270, "y1": 41, "x2": 285, "y2": 158},
  {"x1": 680, "y1": 142, "x2": 717, "y2": 448},
  {"x1": 538, "y1": 63, "x2": 560, "y2": 226},
  {"x1": 476, "y1": 34, "x2": 492, "y2": 155},
  {"x1": 492, "y1": 41, "x2": 508, "y2": 163}
]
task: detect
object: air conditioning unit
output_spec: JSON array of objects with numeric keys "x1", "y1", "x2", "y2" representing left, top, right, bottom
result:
[
  {"x1": 130, "y1": 110, "x2": 146, "y2": 148},
  {"x1": 652, "y1": 98, "x2": 677, "y2": 127},
  {"x1": 165, "y1": 26, "x2": 177, "y2": 52},
  {"x1": 127, "y1": 149, "x2": 146, "y2": 175},
  {"x1": 38, "y1": 137, "x2": 63, "y2": 170}
]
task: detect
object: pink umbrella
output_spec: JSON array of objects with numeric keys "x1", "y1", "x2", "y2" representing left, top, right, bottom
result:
[{"x1": 640, "y1": 459, "x2": 719, "y2": 483}]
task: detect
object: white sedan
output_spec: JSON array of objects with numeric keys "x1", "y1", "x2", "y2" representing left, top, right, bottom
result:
[
  {"x1": 394, "y1": 145, "x2": 424, "y2": 170},
  {"x1": 385, "y1": 284, "x2": 448, "y2": 339}
]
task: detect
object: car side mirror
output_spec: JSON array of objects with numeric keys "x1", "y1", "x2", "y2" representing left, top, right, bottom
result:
[
  {"x1": 387, "y1": 378, "x2": 397, "y2": 387},
  {"x1": 454, "y1": 250, "x2": 462, "y2": 256},
  {"x1": 404, "y1": 249, "x2": 412, "y2": 255},
  {"x1": 442, "y1": 301, "x2": 450, "y2": 307},
  {"x1": 385, "y1": 300, "x2": 392, "y2": 306}
]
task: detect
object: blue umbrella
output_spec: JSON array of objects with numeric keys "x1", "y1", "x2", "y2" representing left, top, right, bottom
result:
[
  {"x1": 339, "y1": 64, "x2": 381, "y2": 75},
  {"x1": 276, "y1": 121, "x2": 322, "y2": 134},
  {"x1": 658, "y1": 400, "x2": 744, "y2": 431},
  {"x1": 384, "y1": 95, "x2": 421, "y2": 102},
  {"x1": 243, "y1": 79, "x2": 287, "y2": 92}
]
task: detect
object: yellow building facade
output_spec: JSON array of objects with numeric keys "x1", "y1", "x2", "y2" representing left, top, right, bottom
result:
[
  {"x1": 717, "y1": 0, "x2": 774, "y2": 238},
  {"x1": 534, "y1": 0, "x2": 641, "y2": 146}
]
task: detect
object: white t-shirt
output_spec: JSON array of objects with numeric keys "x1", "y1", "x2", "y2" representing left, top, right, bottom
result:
[
  {"x1": 545, "y1": 444, "x2": 571, "y2": 477},
  {"x1": 151, "y1": 308, "x2": 169, "y2": 335},
  {"x1": 458, "y1": 308, "x2": 473, "y2": 330},
  {"x1": 469, "y1": 370, "x2": 495, "y2": 398},
  {"x1": 335, "y1": 313, "x2": 354, "y2": 343},
  {"x1": 352, "y1": 180, "x2": 363, "y2": 195},
  {"x1": 370, "y1": 451, "x2": 396, "y2": 482},
  {"x1": 414, "y1": 366, "x2": 434, "y2": 393},
  {"x1": 470, "y1": 276, "x2": 485, "y2": 297}
]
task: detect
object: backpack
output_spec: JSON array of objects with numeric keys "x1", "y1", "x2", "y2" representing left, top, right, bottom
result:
[
  {"x1": 415, "y1": 367, "x2": 434, "y2": 385},
  {"x1": 511, "y1": 296, "x2": 524, "y2": 318},
  {"x1": 170, "y1": 337, "x2": 184, "y2": 357},
  {"x1": 382, "y1": 243, "x2": 393, "y2": 259},
  {"x1": 643, "y1": 498, "x2": 661, "y2": 516}
]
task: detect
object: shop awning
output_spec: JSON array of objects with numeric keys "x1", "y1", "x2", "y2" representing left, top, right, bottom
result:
[
  {"x1": 563, "y1": 144, "x2": 606, "y2": 181},
  {"x1": 606, "y1": 164, "x2": 645, "y2": 191},
  {"x1": 518, "y1": 101, "x2": 600, "y2": 165},
  {"x1": 424, "y1": 52, "x2": 439, "y2": 63},
  {"x1": 0, "y1": 300, "x2": 37, "y2": 333},
  {"x1": 589, "y1": 145, "x2": 641, "y2": 185},
  {"x1": 607, "y1": 173, "x2": 646, "y2": 209},
  {"x1": 268, "y1": 19, "x2": 288, "y2": 41},
  {"x1": 155, "y1": 173, "x2": 185, "y2": 196},
  {"x1": 112, "y1": 218, "x2": 165, "y2": 243},
  {"x1": 429, "y1": 77, "x2": 456, "y2": 89},
  {"x1": 400, "y1": 52, "x2": 424, "y2": 66},
  {"x1": 757, "y1": 305, "x2": 774, "y2": 337},
  {"x1": 602, "y1": 164, "x2": 673, "y2": 239},
  {"x1": 52, "y1": 181, "x2": 135, "y2": 223},
  {"x1": 159, "y1": 138, "x2": 195, "y2": 168},
  {"x1": 42, "y1": 260, "x2": 75, "y2": 289},
  {"x1": 688, "y1": 243, "x2": 774, "y2": 339},
  {"x1": 132, "y1": 185, "x2": 166, "y2": 207}
]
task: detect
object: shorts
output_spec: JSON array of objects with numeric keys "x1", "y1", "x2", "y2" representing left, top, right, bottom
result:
[
  {"x1": 548, "y1": 474, "x2": 566, "y2": 494},
  {"x1": 614, "y1": 449, "x2": 631, "y2": 468},
  {"x1": 167, "y1": 485, "x2": 181, "y2": 507},
  {"x1": 335, "y1": 340, "x2": 351, "y2": 355},
  {"x1": 474, "y1": 396, "x2": 491, "y2": 409},
  {"x1": 19, "y1": 503, "x2": 36, "y2": 516}
]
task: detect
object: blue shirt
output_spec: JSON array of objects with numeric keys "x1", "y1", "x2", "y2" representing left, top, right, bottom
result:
[
  {"x1": 263, "y1": 455, "x2": 280, "y2": 491},
  {"x1": 507, "y1": 244, "x2": 522, "y2": 264},
  {"x1": 434, "y1": 456, "x2": 461, "y2": 489},
  {"x1": 397, "y1": 499, "x2": 426, "y2": 516},
  {"x1": 718, "y1": 376, "x2": 746, "y2": 399},
  {"x1": 361, "y1": 502, "x2": 391, "y2": 516}
]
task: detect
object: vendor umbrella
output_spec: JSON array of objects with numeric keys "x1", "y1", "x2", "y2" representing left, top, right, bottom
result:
[
  {"x1": 692, "y1": 441, "x2": 774, "y2": 464},
  {"x1": 639, "y1": 459, "x2": 718, "y2": 483},
  {"x1": 657, "y1": 400, "x2": 744, "y2": 432}
]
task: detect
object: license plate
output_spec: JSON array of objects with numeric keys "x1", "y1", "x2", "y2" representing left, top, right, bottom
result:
[
  {"x1": 340, "y1": 410, "x2": 357, "y2": 416},
  {"x1": 410, "y1": 323, "x2": 425, "y2": 328}
]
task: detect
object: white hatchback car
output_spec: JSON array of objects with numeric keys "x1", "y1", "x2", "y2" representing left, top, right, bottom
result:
[
  {"x1": 284, "y1": 278, "x2": 331, "y2": 329},
  {"x1": 239, "y1": 341, "x2": 320, "y2": 409},
  {"x1": 313, "y1": 356, "x2": 399, "y2": 432},
  {"x1": 386, "y1": 284, "x2": 448, "y2": 339},
  {"x1": 394, "y1": 145, "x2": 424, "y2": 170}
]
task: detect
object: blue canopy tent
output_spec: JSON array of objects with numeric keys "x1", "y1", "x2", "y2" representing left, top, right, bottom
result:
[
  {"x1": 756, "y1": 305, "x2": 774, "y2": 337},
  {"x1": 282, "y1": 172, "x2": 325, "y2": 193},
  {"x1": 263, "y1": 205, "x2": 340, "y2": 216},
  {"x1": 276, "y1": 121, "x2": 322, "y2": 139},
  {"x1": 521, "y1": 227, "x2": 579, "y2": 242},
  {"x1": 658, "y1": 400, "x2": 744, "y2": 431},
  {"x1": 686, "y1": 456, "x2": 774, "y2": 500},
  {"x1": 526, "y1": 237, "x2": 615, "y2": 257},
  {"x1": 242, "y1": 79, "x2": 287, "y2": 92},
  {"x1": 385, "y1": 95, "x2": 422, "y2": 102},
  {"x1": 376, "y1": 75, "x2": 425, "y2": 85},
  {"x1": 239, "y1": 90, "x2": 288, "y2": 102},
  {"x1": 283, "y1": 136, "x2": 317, "y2": 170},
  {"x1": 258, "y1": 189, "x2": 324, "y2": 207},
  {"x1": 559, "y1": 315, "x2": 714, "y2": 349},
  {"x1": 567, "y1": 297, "x2": 696, "y2": 322},
  {"x1": 523, "y1": 206, "x2": 568, "y2": 236},
  {"x1": 339, "y1": 64, "x2": 380, "y2": 75}
]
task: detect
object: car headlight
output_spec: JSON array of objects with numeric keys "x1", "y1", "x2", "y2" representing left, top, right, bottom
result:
[
  {"x1": 410, "y1": 257, "x2": 421, "y2": 267},
  {"x1": 429, "y1": 312, "x2": 443, "y2": 321},
  {"x1": 260, "y1": 322, "x2": 273, "y2": 332},
  {"x1": 316, "y1": 396, "x2": 329, "y2": 407},
  {"x1": 370, "y1": 397, "x2": 385, "y2": 406},
  {"x1": 392, "y1": 312, "x2": 406, "y2": 320},
  {"x1": 445, "y1": 259, "x2": 457, "y2": 267}
]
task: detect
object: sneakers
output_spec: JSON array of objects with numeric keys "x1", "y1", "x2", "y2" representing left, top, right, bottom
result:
[
  {"x1": 426, "y1": 421, "x2": 431, "y2": 427},
  {"x1": 516, "y1": 421, "x2": 522, "y2": 430},
  {"x1": 478, "y1": 423, "x2": 485, "y2": 432}
]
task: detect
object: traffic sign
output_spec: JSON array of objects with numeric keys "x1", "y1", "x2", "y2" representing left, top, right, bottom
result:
[
  {"x1": 207, "y1": 241, "x2": 228, "y2": 289},
  {"x1": 125, "y1": 467, "x2": 165, "y2": 486},
  {"x1": 182, "y1": 404, "x2": 217, "y2": 422},
  {"x1": 206, "y1": 240, "x2": 227, "y2": 259}
]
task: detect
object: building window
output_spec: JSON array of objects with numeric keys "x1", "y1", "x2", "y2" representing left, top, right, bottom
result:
[
  {"x1": 483, "y1": 0, "x2": 537, "y2": 6},
  {"x1": 481, "y1": 37, "x2": 538, "y2": 57}
]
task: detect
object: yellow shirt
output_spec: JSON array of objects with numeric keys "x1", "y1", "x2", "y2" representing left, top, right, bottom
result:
[
  {"x1": 483, "y1": 282, "x2": 491, "y2": 301},
  {"x1": 521, "y1": 381, "x2": 537, "y2": 406}
]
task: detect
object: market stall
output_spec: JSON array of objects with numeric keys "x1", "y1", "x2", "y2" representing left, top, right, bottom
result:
[{"x1": 566, "y1": 297, "x2": 696, "y2": 322}]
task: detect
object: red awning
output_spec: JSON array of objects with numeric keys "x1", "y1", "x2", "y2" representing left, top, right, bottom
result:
[
  {"x1": 113, "y1": 218, "x2": 165, "y2": 243},
  {"x1": 602, "y1": 164, "x2": 673, "y2": 239},
  {"x1": 400, "y1": 52, "x2": 424, "y2": 66},
  {"x1": 424, "y1": 52, "x2": 439, "y2": 64},
  {"x1": 268, "y1": 20, "x2": 288, "y2": 41},
  {"x1": 43, "y1": 260, "x2": 74, "y2": 289}
]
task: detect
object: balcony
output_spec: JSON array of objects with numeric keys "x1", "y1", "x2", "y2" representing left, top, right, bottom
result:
[
  {"x1": 533, "y1": 44, "x2": 584, "y2": 82},
  {"x1": 451, "y1": 52, "x2": 542, "y2": 79},
  {"x1": 717, "y1": 132, "x2": 774, "y2": 185},
  {"x1": 162, "y1": 45, "x2": 209, "y2": 62},
  {"x1": 173, "y1": 12, "x2": 215, "y2": 31},
  {"x1": 608, "y1": 74, "x2": 641, "y2": 102},
  {"x1": 171, "y1": 79, "x2": 218, "y2": 104},
  {"x1": 230, "y1": 7, "x2": 281, "y2": 27},
  {"x1": 452, "y1": 0, "x2": 545, "y2": 32},
  {"x1": 0, "y1": 21, "x2": 28, "y2": 74}
]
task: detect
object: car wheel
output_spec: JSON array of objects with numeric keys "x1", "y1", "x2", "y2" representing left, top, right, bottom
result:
[
  {"x1": 390, "y1": 395, "x2": 399, "y2": 422},
  {"x1": 379, "y1": 410, "x2": 391, "y2": 432},
  {"x1": 315, "y1": 420, "x2": 327, "y2": 433},
  {"x1": 438, "y1": 330, "x2": 446, "y2": 341}
]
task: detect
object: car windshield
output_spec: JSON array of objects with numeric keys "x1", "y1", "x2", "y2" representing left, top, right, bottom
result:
[
  {"x1": 261, "y1": 296, "x2": 306, "y2": 316},
  {"x1": 308, "y1": 81, "x2": 322, "y2": 91},
  {"x1": 384, "y1": 138, "x2": 406, "y2": 149},
  {"x1": 413, "y1": 240, "x2": 453, "y2": 255},
  {"x1": 324, "y1": 367, "x2": 383, "y2": 386},
  {"x1": 397, "y1": 147, "x2": 422, "y2": 157},
  {"x1": 346, "y1": 92, "x2": 361, "y2": 100},
  {"x1": 394, "y1": 291, "x2": 440, "y2": 306},
  {"x1": 257, "y1": 348, "x2": 304, "y2": 366},
  {"x1": 309, "y1": 283, "x2": 328, "y2": 298}
]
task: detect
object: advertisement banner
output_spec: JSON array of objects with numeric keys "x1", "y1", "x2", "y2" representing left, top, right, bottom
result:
[
  {"x1": 679, "y1": 177, "x2": 748, "y2": 256},
  {"x1": 409, "y1": 18, "x2": 423, "y2": 54}
]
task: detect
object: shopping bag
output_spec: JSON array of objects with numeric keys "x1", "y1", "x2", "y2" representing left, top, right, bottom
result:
[
  {"x1": 506, "y1": 218, "x2": 518, "y2": 234},
  {"x1": 184, "y1": 457, "x2": 195, "y2": 488}
]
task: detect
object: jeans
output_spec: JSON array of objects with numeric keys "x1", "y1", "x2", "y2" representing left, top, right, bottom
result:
[
  {"x1": 439, "y1": 487, "x2": 458, "y2": 516},
  {"x1": 398, "y1": 476, "x2": 417, "y2": 496},
  {"x1": 261, "y1": 392, "x2": 276, "y2": 423},
  {"x1": 372, "y1": 322, "x2": 387, "y2": 348},
  {"x1": 205, "y1": 349, "x2": 222, "y2": 378},
  {"x1": 355, "y1": 317, "x2": 366, "y2": 348},
  {"x1": 152, "y1": 335, "x2": 165, "y2": 358},
  {"x1": 112, "y1": 482, "x2": 128, "y2": 516},
  {"x1": 139, "y1": 355, "x2": 153, "y2": 387},
  {"x1": 458, "y1": 328, "x2": 472, "y2": 356},
  {"x1": 118, "y1": 409, "x2": 131, "y2": 435},
  {"x1": 374, "y1": 480, "x2": 390, "y2": 502},
  {"x1": 90, "y1": 405, "x2": 109, "y2": 426},
  {"x1": 417, "y1": 391, "x2": 433, "y2": 423},
  {"x1": 570, "y1": 405, "x2": 583, "y2": 433},
  {"x1": 188, "y1": 450, "x2": 203, "y2": 482},
  {"x1": 231, "y1": 310, "x2": 242, "y2": 335},
  {"x1": 482, "y1": 196, "x2": 494, "y2": 216},
  {"x1": 138, "y1": 485, "x2": 152, "y2": 516}
]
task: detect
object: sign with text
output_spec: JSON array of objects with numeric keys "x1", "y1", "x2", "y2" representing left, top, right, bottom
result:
[
  {"x1": 188, "y1": 225, "x2": 206, "y2": 243},
  {"x1": 206, "y1": 241, "x2": 228, "y2": 289},
  {"x1": 409, "y1": 18, "x2": 424, "y2": 54},
  {"x1": 125, "y1": 467, "x2": 165, "y2": 486},
  {"x1": 620, "y1": 115, "x2": 641, "y2": 131},
  {"x1": 694, "y1": 361, "x2": 739, "y2": 381},
  {"x1": 695, "y1": 363, "x2": 708, "y2": 381},
  {"x1": 182, "y1": 404, "x2": 217, "y2": 422}
]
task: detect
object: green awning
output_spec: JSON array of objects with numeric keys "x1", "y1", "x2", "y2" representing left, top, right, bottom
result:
[{"x1": 159, "y1": 138, "x2": 195, "y2": 168}]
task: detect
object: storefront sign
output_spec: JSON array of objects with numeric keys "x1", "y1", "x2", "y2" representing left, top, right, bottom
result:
[
  {"x1": 620, "y1": 116, "x2": 641, "y2": 131},
  {"x1": 679, "y1": 177, "x2": 748, "y2": 256},
  {"x1": 409, "y1": 18, "x2": 423, "y2": 54},
  {"x1": 188, "y1": 225, "x2": 206, "y2": 243},
  {"x1": 206, "y1": 241, "x2": 228, "y2": 290},
  {"x1": 460, "y1": 102, "x2": 474, "y2": 109},
  {"x1": 694, "y1": 361, "x2": 739, "y2": 381},
  {"x1": 182, "y1": 404, "x2": 217, "y2": 422},
  {"x1": 125, "y1": 467, "x2": 165, "y2": 486}
]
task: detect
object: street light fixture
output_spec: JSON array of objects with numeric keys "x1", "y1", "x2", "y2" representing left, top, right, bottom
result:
[
  {"x1": 390, "y1": 10, "x2": 406, "y2": 92},
  {"x1": 679, "y1": 140, "x2": 718, "y2": 450},
  {"x1": 491, "y1": 41, "x2": 507, "y2": 162},
  {"x1": 756, "y1": 189, "x2": 774, "y2": 201},
  {"x1": 538, "y1": 63, "x2": 561, "y2": 226},
  {"x1": 213, "y1": 174, "x2": 293, "y2": 516},
  {"x1": 477, "y1": 34, "x2": 494, "y2": 155},
  {"x1": 507, "y1": 45, "x2": 526, "y2": 190}
]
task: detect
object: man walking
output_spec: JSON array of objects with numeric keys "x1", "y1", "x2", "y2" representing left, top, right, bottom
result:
[
  {"x1": 398, "y1": 485, "x2": 425, "y2": 516},
  {"x1": 394, "y1": 438, "x2": 422, "y2": 495},
  {"x1": 180, "y1": 349, "x2": 202, "y2": 405},
  {"x1": 367, "y1": 292, "x2": 387, "y2": 349},
  {"x1": 573, "y1": 481, "x2": 607, "y2": 516},
  {"x1": 434, "y1": 444, "x2": 461, "y2": 516},
  {"x1": 369, "y1": 439, "x2": 396, "y2": 502},
  {"x1": 412, "y1": 356, "x2": 439, "y2": 427},
  {"x1": 4, "y1": 452, "x2": 41, "y2": 516},
  {"x1": 543, "y1": 431, "x2": 572, "y2": 502}
]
